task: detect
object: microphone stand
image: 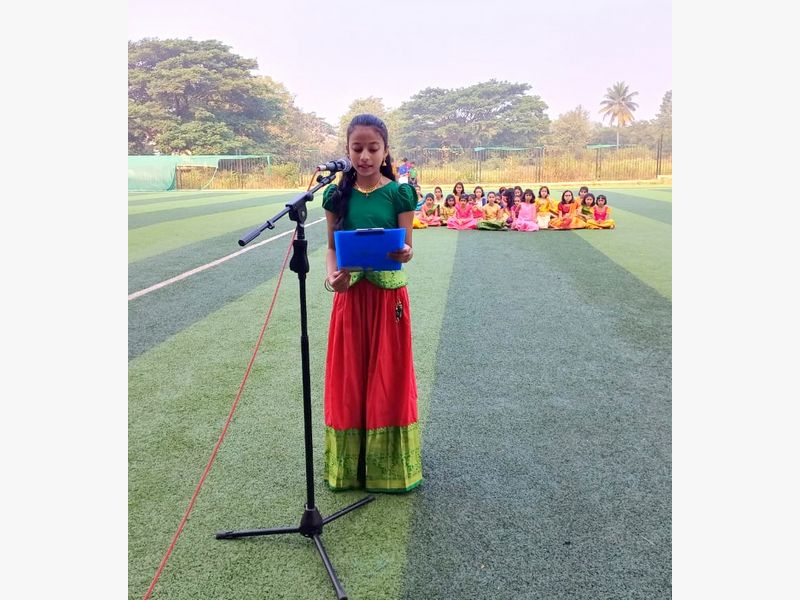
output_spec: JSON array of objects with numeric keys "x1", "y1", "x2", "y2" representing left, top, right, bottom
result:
[{"x1": 216, "y1": 172, "x2": 375, "y2": 600}]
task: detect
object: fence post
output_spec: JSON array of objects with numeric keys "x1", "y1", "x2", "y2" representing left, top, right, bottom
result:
[
  {"x1": 595, "y1": 148, "x2": 600, "y2": 180},
  {"x1": 656, "y1": 133, "x2": 663, "y2": 177}
]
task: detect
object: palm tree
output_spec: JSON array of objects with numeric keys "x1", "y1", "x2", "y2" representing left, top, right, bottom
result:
[{"x1": 599, "y1": 81, "x2": 639, "y2": 148}]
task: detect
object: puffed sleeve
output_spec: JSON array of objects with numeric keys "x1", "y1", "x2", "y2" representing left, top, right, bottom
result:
[
  {"x1": 321, "y1": 184, "x2": 338, "y2": 212},
  {"x1": 395, "y1": 183, "x2": 417, "y2": 214}
]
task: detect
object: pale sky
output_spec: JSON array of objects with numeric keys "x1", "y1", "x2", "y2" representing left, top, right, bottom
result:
[{"x1": 129, "y1": 0, "x2": 671, "y2": 127}]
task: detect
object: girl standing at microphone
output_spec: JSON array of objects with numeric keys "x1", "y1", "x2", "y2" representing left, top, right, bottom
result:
[{"x1": 321, "y1": 114, "x2": 422, "y2": 493}]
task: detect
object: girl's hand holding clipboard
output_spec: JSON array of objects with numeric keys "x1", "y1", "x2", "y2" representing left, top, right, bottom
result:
[
  {"x1": 326, "y1": 269, "x2": 351, "y2": 293},
  {"x1": 388, "y1": 243, "x2": 413, "y2": 264}
]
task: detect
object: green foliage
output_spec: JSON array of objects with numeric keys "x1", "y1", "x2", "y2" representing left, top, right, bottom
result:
[
  {"x1": 655, "y1": 90, "x2": 672, "y2": 150},
  {"x1": 336, "y1": 96, "x2": 400, "y2": 152},
  {"x1": 591, "y1": 89, "x2": 671, "y2": 151},
  {"x1": 542, "y1": 105, "x2": 594, "y2": 151},
  {"x1": 599, "y1": 81, "x2": 640, "y2": 147},
  {"x1": 257, "y1": 76, "x2": 338, "y2": 164},
  {"x1": 129, "y1": 38, "x2": 283, "y2": 155},
  {"x1": 269, "y1": 162, "x2": 303, "y2": 186},
  {"x1": 394, "y1": 80, "x2": 550, "y2": 151}
]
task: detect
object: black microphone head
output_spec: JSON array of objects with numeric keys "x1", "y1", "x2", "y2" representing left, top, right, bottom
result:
[{"x1": 317, "y1": 157, "x2": 353, "y2": 173}]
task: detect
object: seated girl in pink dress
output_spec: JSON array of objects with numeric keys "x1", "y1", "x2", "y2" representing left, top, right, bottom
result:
[
  {"x1": 510, "y1": 195, "x2": 522, "y2": 222},
  {"x1": 452, "y1": 181, "x2": 466, "y2": 204},
  {"x1": 510, "y1": 188, "x2": 540, "y2": 231},
  {"x1": 447, "y1": 196, "x2": 478, "y2": 230},
  {"x1": 467, "y1": 194, "x2": 484, "y2": 219},
  {"x1": 586, "y1": 194, "x2": 617, "y2": 229},
  {"x1": 417, "y1": 193, "x2": 442, "y2": 227}
]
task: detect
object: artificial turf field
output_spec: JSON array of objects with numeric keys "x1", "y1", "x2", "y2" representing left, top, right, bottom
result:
[{"x1": 129, "y1": 186, "x2": 671, "y2": 599}]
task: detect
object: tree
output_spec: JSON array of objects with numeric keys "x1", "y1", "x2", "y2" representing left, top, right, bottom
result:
[
  {"x1": 128, "y1": 38, "x2": 284, "y2": 154},
  {"x1": 543, "y1": 106, "x2": 594, "y2": 150},
  {"x1": 599, "y1": 81, "x2": 639, "y2": 148},
  {"x1": 257, "y1": 76, "x2": 337, "y2": 164},
  {"x1": 393, "y1": 80, "x2": 550, "y2": 151},
  {"x1": 337, "y1": 97, "x2": 396, "y2": 149},
  {"x1": 655, "y1": 90, "x2": 672, "y2": 150}
]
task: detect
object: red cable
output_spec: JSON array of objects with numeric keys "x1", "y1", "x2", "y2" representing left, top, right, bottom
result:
[{"x1": 142, "y1": 225, "x2": 300, "y2": 600}]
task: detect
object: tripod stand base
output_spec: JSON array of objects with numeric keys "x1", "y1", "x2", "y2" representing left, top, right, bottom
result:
[{"x1": 216, "y1": 495, "x2": 375, "y2": 600}]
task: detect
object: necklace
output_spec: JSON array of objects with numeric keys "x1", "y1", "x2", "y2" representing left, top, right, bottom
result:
[{"x1": 354, "y1": 178, "x2": 383, "y2": 197}]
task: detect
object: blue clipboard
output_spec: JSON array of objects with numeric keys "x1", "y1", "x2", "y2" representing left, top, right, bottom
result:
[{"x1": 334, "y1": 228, "x2": 406, "y2": 271}]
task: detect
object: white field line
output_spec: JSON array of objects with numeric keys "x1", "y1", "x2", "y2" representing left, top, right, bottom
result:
[{"x1": 128, "y1": 217, "x2": 326, "y2": 301}]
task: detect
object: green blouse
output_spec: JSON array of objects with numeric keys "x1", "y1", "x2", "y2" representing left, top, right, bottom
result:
[{"x1": 322, "y1": 180, "x2": 416, "y2": 289}]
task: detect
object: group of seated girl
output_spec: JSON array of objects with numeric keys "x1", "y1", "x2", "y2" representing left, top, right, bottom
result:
[{"x1": 413, "y1": 183, "x2": 616, "y2": 231}]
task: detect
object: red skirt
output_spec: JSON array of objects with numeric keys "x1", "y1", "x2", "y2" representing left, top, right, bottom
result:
[{"x1": 323, "y1": 279, "x2": 422, "y2": 492}]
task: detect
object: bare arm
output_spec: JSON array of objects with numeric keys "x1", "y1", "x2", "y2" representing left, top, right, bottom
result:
[
  {"x1": 387, "y1": 211, "x2": 414, "y2": 263},
  {"x1": 324, "y1": 209, "x2": 350, "y2": 292}
]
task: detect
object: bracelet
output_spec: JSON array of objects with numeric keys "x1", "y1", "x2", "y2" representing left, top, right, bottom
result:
[{"x1": 324, "y1": 277, "x2": 335, "y2": 293}]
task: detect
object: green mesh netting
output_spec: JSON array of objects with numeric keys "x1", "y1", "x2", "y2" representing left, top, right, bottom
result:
[{"x1": 128, "y1": 155, "x2": 269, "y2": 191}]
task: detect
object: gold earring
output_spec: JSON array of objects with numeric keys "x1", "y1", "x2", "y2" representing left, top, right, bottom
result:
[{"x1": 382, "y1": 159, "x2": 387, "y2": 167}]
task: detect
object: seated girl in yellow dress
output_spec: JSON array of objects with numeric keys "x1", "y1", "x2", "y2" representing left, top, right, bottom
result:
[
  {"x1": 577, "y1": 192, "x2": 596, "y2": 225},
  {"x1": 476, "y1": 191, "x2": 507, "y2": 230},
  {"x1": 586, "y1": 194, "x2": 616, "y2": 229},
  {"x1": 548, "y1": 190, "x2": 587, "y2": 229},
  {"x1": 433, "y1": 186, "x2": 445, "y2": 210},
  {"x1": 439, "y1": 194, "x2": 457, "y2": 225},
  {"x1": 535, "y1": 186, "x2": 555, "y2": 229}
]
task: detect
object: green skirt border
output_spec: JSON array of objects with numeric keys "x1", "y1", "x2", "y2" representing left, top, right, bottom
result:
[{"x1": 324, "y1": 423, "x2": 423, "y2": 493}]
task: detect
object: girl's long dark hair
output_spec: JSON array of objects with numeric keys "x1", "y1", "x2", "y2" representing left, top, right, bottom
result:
[{"x1": 329, "y1": 114, "x2": 396, "y2": 230}]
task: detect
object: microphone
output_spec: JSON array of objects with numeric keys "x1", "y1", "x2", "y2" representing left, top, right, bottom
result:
[{"x1": 317, "y1": 157, "x2": 352, "y2": 173}]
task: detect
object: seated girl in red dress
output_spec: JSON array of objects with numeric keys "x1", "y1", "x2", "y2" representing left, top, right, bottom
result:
[{"x1": 548, "y1": 190, "x2": 587, "y2": 229}]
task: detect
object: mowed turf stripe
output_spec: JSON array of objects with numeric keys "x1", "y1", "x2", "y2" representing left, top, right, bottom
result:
[
  {"x1": 128, "y1": 217, "x2": 328, "y2": 359},
  {"x1": 572, "y1": 210, "x2": 671, "y2": 299},
  {"x1": 401, "y1": 231, "x2": 671, "y2": 600},
  {"x1": 128, "y1": 191, "x2": 235, "y2": 206},
  {"x1": 128, "y1": 216, "x2": 306, "y2": 294},
  {"x1": 544, "y1": 188, "x2": 671, "y2": 226},
  {"x1": 593, "y1": 189, "x2": 672, "y2": 225},
  {"x1": 128, "y1": 203, "x2": 326, "y2": 263},
  {"x1": 128, "y1": 190, "x2": 258, "y2": 216},
  {"x1": 599, "y1": 188, "x2": 672, "y2": 202},
  {"x1": 129, "y1": 233, "x2": 459, "y2": 600},
  {"x1": 129, "y1": 192, "x2": 298, "y2": 229}
]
